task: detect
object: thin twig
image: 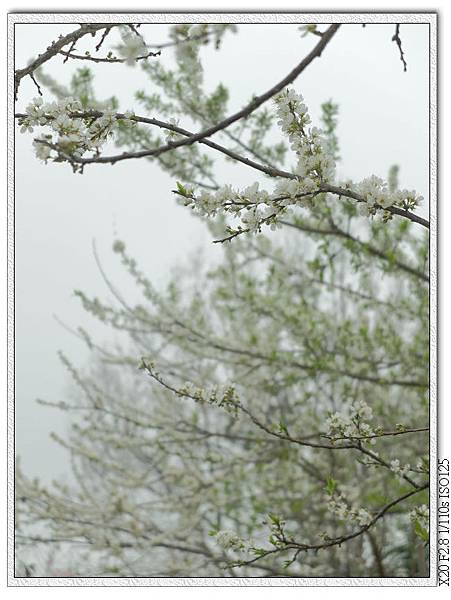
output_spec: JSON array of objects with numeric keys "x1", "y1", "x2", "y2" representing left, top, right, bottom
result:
[
  {"x1": 28, "y1": 72, "x2": 42, "y2": 96},
  {"x1": 59, "y1": 49, "x2": 161, "y2": 64},
  {"x1": 14, "y1": 24, "x2": 112, "y2": 100},
  {"x1": 95, "y1": 26, "x2": 112, "y2": 52},
  {"x1": 62, "y1": 37, "x2": 77, "y2": 64},
  {"x1": 280, "y1": 219, "x2": 429, "y2": 280},
  {"x1": 392, "y1": 24, "x2": 407, "y2": 72}
]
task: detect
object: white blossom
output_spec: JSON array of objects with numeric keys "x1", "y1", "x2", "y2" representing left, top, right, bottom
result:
[
  {"x1": 390, "y1": 459, "x2": 411, "y2": 479},
  {"x1": 115, "y1": 27, "x2": 148, "y2": 66},
  {"x1": 355, "y1": 175, "x2": 423, "y2": 212},
  {"x1": 18, "y1": 96, "x2": 135, "y2": 164},
  {"x1": 390, "y1": 459, "x2": 401, "y2": 473},
  {"x1": 356, "y1": 508, "x2": 372, "y2": 527},
  {"x1": 215, "y1": 530, "x2": 245, "y2": 551},
  {"x1": 353, "y1": 399, "x2": 373, "y2": 421},
  {"x1": 274, "y1": 88, "x2": 335, "y2": 182}
]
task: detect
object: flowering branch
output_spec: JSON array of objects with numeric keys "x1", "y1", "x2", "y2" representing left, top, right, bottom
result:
[
  {"x1": 139, "y1": 360, "x2": 427, "y2": 461},
  {"x1": 30, "y1": 24, "x2": 339, "y2": 166},
  {"x1": 228, "y1": 484, "x2": 428, "y2": 570},
  {"x1": 322, "y1": 426, "x2": 428, "y2": 442},
  {"x1": 322, "y1": 184, "x2": 428, "y2": 228},
  {"x1": 15, "y1": 109, "x2": 290, "y2": 178},
  {"x1": 16, "y1": 76, "x2": 429, "y2": 232},
  {"x1": 58, "y1": 49, "x2": 161, "y2": 64},
  {"x1": 139, "y1": 359, "x2": 352, "y2": 450}
]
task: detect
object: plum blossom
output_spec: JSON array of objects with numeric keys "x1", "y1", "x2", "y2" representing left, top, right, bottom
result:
[
  {"x1": 325, "y1": 400, "x2": 376, "y2": 444},
  {"x1": 215, "y1": 530, "x2": 245, "y2": 551},
  {"x1": 390, "y1": 459, "x2": 411, "y2": 479},
  {"x1": 18, "y1": 96, "x2": 135, "y2": 164},
  {"x1": 274, "y1": 88, "x2": 335, "y2": 182},
  {"x1": 328, "y1": 494, "x2": 373, "y2": 528},
  {"x1": 355, "y1": 175, "x2": 423, "y2": 212},
  {"x1": 115, "y1": 27, "x2": 148, "y2": 66}
]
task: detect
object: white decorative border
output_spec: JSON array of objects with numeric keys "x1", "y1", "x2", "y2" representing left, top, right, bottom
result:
[{"x1": 7, "y1": 11, "x2": 438, "y2": 587}]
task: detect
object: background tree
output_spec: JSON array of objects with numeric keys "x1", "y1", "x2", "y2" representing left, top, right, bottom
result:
[{"x1": 15, "y1": 22, "x2": 429, "y2": 578}]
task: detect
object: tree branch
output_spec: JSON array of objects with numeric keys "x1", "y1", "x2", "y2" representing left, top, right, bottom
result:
[
  {"x1": 280, "y1": 218, "x2": 429, "y2": 281},
  {"x1": 58, "y1": 49, "x2": 161, "y2": 64},
  {"x1": 16, "y1": 108, "x2": 428, "y2": 230},
  {"x1": 14, "y1": 24, "x2": 112, "y2": 100},
  {"x1": 392, "y1": 24, "x2": 407, "y2": 72},
  {"x1": 233, "y1": 483, "x2": 428, "y2": 569},
  {"x1": 63, "y1": 24, "x2": 341, "y2": 165},
  {"x1": 320, "y1": 184, "x2": 429, "y2": 229}
]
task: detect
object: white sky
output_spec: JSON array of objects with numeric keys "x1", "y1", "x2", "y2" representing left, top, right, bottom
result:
[{"x1": 14, "y1": 21, "x2": 430, "y2": 482}]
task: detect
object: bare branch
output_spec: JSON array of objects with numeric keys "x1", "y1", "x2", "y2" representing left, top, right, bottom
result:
[
  {"x1": 392, "y1": 24, "x2": 408, "y2": 72},
  {"x1": 95, "y1": 26, "x2": 113, "y2": 52},
  {"x1": 14, "y1": 24, "x2": 112, "y2": 100}
]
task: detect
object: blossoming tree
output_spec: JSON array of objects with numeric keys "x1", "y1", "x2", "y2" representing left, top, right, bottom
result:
[{"x1": 15, "y1": 23, "x2": 429, "y2": 578}]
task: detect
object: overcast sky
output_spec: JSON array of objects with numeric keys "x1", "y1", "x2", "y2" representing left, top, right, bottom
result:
[{"x1": 14, "y1": 21, "x2": 429, "y2": 483}]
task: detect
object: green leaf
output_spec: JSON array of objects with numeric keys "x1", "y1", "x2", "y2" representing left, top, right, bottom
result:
[
  {"x1": 278, "y1": 421, "x2": 289, "y2": 436},
  {"x1": 290, "y1": 499, "x2": 304, "y2": 513},
  {"x1": 176, "y1": 181, "x2": 187, "y2": 196},
  {"x1": 414, "y1": 520, "x2": 429, "y2": 542},
  {"x1": 325, "y1": 476, "x2": 338, "y2": 496}
]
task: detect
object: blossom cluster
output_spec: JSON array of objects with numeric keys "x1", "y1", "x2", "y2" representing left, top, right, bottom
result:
[
  {"x1": 180, "y1": 182, "x2": 284, "y2": 232},
  {"x1": 415, "y1": 457, "x2": 429, "y2": 473},
  {"x1": 18, "y1": 96, "x2": 135, "y2": 163},
  {"x1": 141, "y1": 360, "x2": 240, "y2": 416},
  {"x1": 274, "y1": 88, "x2": 335, "y2": 182},
  {"x1": 354, "y1": 175, "x2": 424, "y2": 215},
  {"x1": 325, "y1": 400, "x2": 377, "y2": 444},
  {"x1": 214, "y1": 530, "x2": 247, "y2": 551},
  {"x1": 327, "y1": 493, "x2": 373, "y2": 527},
  {"x1": 178, "y1": 177, "x2": 318, "y2": 238},
  {"x1": 115, "y1": 26, "x2": 148, "y2": 66},
  {"x1": 173, "y1": 25, "x2": 204, "y2": 95},
  {"x1": 389, "y1": 459, "x2": 411, "y2": 480}
]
